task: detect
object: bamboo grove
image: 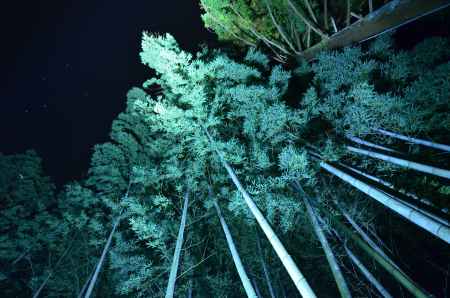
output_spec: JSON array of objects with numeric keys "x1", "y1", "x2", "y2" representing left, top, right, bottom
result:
[{"x1": 1, "y1": 8, "x2": 450, "y2": 298}]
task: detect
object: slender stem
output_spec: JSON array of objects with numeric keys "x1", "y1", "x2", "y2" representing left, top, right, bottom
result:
[
  {"x1": 33, "y1": 239, "x2": 74, "y2": 298},
  {"x1": 344, "y1": 246, "x2": 393, "y2": 298},
  {"x1": 212, "y1": 196, "x2": 257, "y2": 298},
  {"x1": 287, "y1": 0, "x2": 328, "y2": 39},
  {"x1": 204, "y1": 128, "x2": 317, "y2": 297},
  {"x1": 256, "y1": 230, "x2": 276, "y2": 298},
  {"x1": 294, "y1": 182, "x2": 352, "y2": 298},
  {"x1": 347, "y1": 145, "x2": 450, "y2": 179},
  {"x1": 321, "y1": 161, "x2": 450, "y2": 244},
  {"x1": 165, "y1": 190, "x2": 190, "y2": 298},
  {"x1": 332, "y1": 217, "x2": 431, "y2": 298},
  {"x1": 346, "y1": 134, "x2": 398, "y2": 153},
  {"x1": 264, "y1": 0, "x2": 300, "y2": 54},
  {"x1": 375, "y1": 128, "x2": 450, "y2": 153}
]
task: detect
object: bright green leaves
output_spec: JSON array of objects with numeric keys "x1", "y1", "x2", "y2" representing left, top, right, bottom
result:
[{"x1": 278, "y1": 145, "x2": 313, "y2": 182}]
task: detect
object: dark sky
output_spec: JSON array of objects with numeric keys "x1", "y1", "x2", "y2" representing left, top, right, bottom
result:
[{"x1": 0, "y1": 1, "x2": 216, "y2": 184}]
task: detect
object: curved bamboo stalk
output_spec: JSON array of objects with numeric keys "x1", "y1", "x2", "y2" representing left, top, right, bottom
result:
[
  {"x1": 204, "y1": 128, "x2": 316, "y2": 298},
  {"x1": 202, "y1": 5, "x2": 257, "y2": 47},
  {"x1": 344, "y1": 246, "x2": 393, "y2": 298},
  {"x1": 264, "y1": 0, "x2": 300, "y2": 54},
  {"x1": 320, "y1": 161, "x2": 450, "y2": 244},
  {"x1": 376, "y1": 128, "x2": 450, "y2": 152},
  {"x1": 287, "y1": 0, "x2": 328, "y2": 39},
  {"x1": 165, "y1": 190, "x2": 190, "y2": 298},
  {"x1": 213, "y1": 198, "x2": 257, "y2": 297},
  {"x1": 303, "y1": 0, "x2": 319, "y2": 23},
  {"x1": 332, "y1": 218, "x2": 431, "y2": 298},
  {"x1": 294, "y1": 183, "x2": 352, "y2": 298},
  {"x1": 229, "y1": 4, "x2": 291, "y2": 55},
  {"x1": 347, "y1": 146, "x2": 450, "y2": 179}
]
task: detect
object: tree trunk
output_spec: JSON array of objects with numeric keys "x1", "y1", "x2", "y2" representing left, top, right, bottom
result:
[
  {"x1": 332, "y1": 218, "x2": 431, "y2": 298},
  {"x1": 347, "y1": 145, "x2": 450, "y2": 179},
  {"x1": 320, "y1": 161, "x2": 450, "y2": 243},
  {"x1": 165, "y1": 190, "x2": 190, "y2": 298},
  {"x1": 213, "y1": 198, "x2": 257, "y2": 297},
  {"x1": 256, "y1": 230, "x2": 276, "y2": 298},
  {"x1": 344, "y1": 246, "x2": 393, "y2": 298},
  {"x1": 204, "y1": 128, "x2": 316, "y2": 298},
  {"x1": 294, "y1": 182, "x2": 352, "y2": 298},
  {"x1": 376, "y1": 128, "x2": 450, "y2": 152}
]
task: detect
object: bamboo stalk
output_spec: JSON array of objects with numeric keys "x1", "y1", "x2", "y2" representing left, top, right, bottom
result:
[
  {"x1": 332, "y1": 218, "x2": 431, "y2": 298},
  {"x1": 346, "y1": 134, "x2": 398, "y2": 153},
  {"x1": 165, "y1": 190, "x2": 190, "y2": 298},
  {"x1": 204, "y1": 128, "x2": 317, "y2": 298},
  {"x1": 295, "y1": 183, "x2": 352, "y2": 298},
  {"x1": 376, "y1": 128, "x2": 450, "y2": 152},
  {"x1": 320, "y1": 161, "x2": 450, "y2": 243},
  {"x1": 347, "y1": 145, "x2": 450, "y2": 179},
  {"x1": 344, "y1": 246, "x2": 393, "y2": 298},
  {"x1": 287, "y1": 0, "x2": 328, "y2": 39},
  {"x1": 213, "y1": 198, "x2": 257, "y2": 297},
  {"x1": 264, "y1": 0, "x2": 300, "y2": 54},
  {"x1": 256, "y1": 231, "x2": 277, "y2": 298},
  {"x1": 33, "y1": 240, "x2": 74, "y2": 298}
]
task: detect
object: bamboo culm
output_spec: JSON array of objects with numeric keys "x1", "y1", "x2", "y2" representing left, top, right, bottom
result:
[
  {"x1": 213, "y1": 198, "x2": 257, "y2": 298},
  {"x1": 347, "y1": 146, "x2": 450, "y2": 179},
  {"x1": 320, "y1": 161, "x2": 450, "y2": 243},
  {"x1": 344, "y1": 246, "x2": 393, "y2": 298},
  {"x1": 376, "y1": 128, "x2": 450, "y2": 152},
  {"x1": 332, "y1": 217, "x2": 431, "y2": 298},
  {"x1": 256, "y1": 230, "x2": 277, "y2": 298},
  {"x1": 204, "y1": 128, "x2": 317, "y2": 298},
  {"x1": 294, "y1": 182, "x2": 352, "y2": 298},
  {"x1": 165, "y1": 190, "x2": 190, "y2": 298}
]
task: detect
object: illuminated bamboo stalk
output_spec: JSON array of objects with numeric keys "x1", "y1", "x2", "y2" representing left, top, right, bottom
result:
[
  {"x1": 347, "y1": 146, "x2": 450, "y2": 179},
  {"x1": 205, "y1": 129, "x2": 316, "y2": 297},
  {"x1": 297, "y1": 186, "x2": 352, "y2": 298},
  {"x1": 333, "y1": 218, "x2": 431, "y2": 298},
  {"x1": 165, "y1": 190, "x2": 190, "y2": 298},
  {"x1": 346, "y1": 134, "x2": 397, "y2": 153},
  {"x1": 376, "y1": 128, "x2": 450, "y2": 152},
  {"x1": 320, "y1": 161, "x2": 450, "y2": 243},
  {"x1": 339, "y1": 163, "x2": 449, "y2": 219},
  {"x1": 213, "y1": 199, "x2": 257, "y2": 297}
]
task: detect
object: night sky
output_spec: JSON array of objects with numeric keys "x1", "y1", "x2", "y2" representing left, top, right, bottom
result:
[{"x1": 0, "y1": 1, "x2": 216, "y2": 185}]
